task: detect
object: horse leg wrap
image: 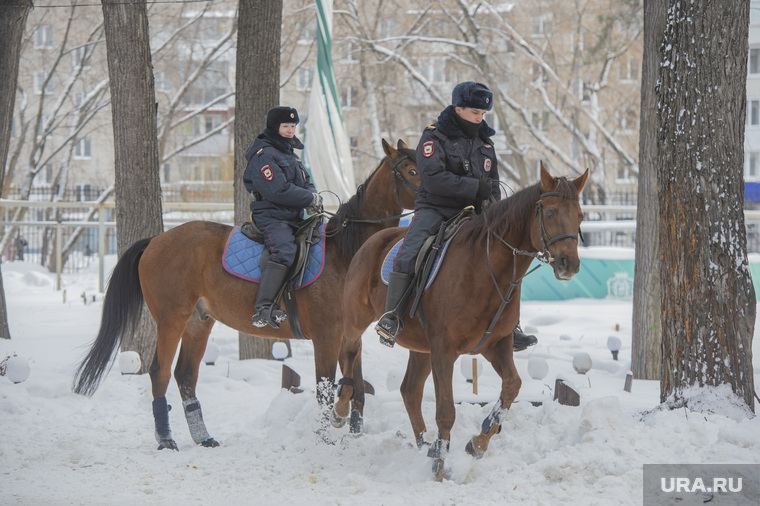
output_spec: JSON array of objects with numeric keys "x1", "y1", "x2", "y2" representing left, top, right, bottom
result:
[
  {"x1": 182, "y1": 398, "x2": 213, "y2": 445},
  {"x1": 428, "y1": 434, "x2": 451, "y2": 479},
  {"x1": 152, "y1": 397, "x2": 174, "y2": 447},
  {"x1": 466, "y1": 400, "x2": 507, "y2": 458},
  {"x1": 481, "y1": 399, "x2": 507, "y2": 435},
  {"x1": 349, "y1": 409, "x2": 363, "y2": 434}
]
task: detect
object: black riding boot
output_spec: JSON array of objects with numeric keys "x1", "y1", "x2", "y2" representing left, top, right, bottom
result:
[
  {"x1": 513, "y1": 321, "x2": 537, "y2": 351},
  {"x1": 375, "y1": 272, "x2": 414, "y2": 348},
  {"x1": 252, "y1": 261, "x2": 289, "y2": 329}
]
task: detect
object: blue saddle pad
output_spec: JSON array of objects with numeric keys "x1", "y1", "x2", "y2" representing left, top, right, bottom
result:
[
  {"x1": 381, "y1": 224, "x2": 464, "y2": 293},
  {"x1": 222, "y1": 225, "x2": 326, "y2": 288}
]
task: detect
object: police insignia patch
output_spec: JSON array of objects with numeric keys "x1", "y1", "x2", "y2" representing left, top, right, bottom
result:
[
  {"x1": 484, "y1": 158, "x2": 491, "y2": 171},
  {"x1": 261, "y1": 165, "x2": 274, "y2": 181},
  {"x1": 422, "y1": 141, "x2": 434, "y2": 158}
]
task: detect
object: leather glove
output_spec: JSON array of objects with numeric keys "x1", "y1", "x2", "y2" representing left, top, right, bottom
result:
[
  {"x1": 476, "y1": 179, "x2": 492, "y2": 201},
  {"x1": 305, "y1": 192, "x2": 323, "y2": 215}
]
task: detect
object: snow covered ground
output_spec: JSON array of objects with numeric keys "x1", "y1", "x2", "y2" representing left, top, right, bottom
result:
[{"x1": 1, "y1": 258, "x2": 759, "y2": 505}]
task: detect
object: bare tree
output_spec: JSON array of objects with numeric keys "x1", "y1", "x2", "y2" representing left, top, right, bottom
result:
[
  {"x1": 0, "y1": 0, "x2": 33, "y2": 340},
  {"x1": 235, "y1": 0, "x2": 289, "y2": 360},
  {"x1": 101, "y1": 0, "x2": 163, "y2": 372},
  {"x1": 657, "y1": 0, "x2": 755, "y2": 411},
  {"x1": 631, "y1": 0, "x2": 666, "y2": 380},
  {"x1": 337, "y1": 0, "x2": 641, "y2": 196}
]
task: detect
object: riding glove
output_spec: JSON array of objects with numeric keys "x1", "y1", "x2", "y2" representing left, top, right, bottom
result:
[
  {"x1": 305, "y1": 193, "x2": 323, "y2": 215},
  {"x1": 476, "y1": 179, "x2": 492, "y2": 201}
]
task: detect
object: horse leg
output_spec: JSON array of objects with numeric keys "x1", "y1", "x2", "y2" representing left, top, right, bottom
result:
[
  {"x1": 332, "y1": 333, "x2": 365, "y2": 433},
  {"x1": 148, "y1": 321, "x2": 186, "y2": 451},
  {"x1": 312, "y1": 333, "x2": 341, "y2": 440},
  {"x1": 465, "y1": 336, "x2": 521, "y2": 459},
  {"x1": 400, "y1": 351, "x2": 432, "y2": 448},
  {"x1": 427, "y1": 350, "x2": 457, "y2": 481},
  {"x1": 174, "y1": 312, "x2": 220, "y2": 448}
]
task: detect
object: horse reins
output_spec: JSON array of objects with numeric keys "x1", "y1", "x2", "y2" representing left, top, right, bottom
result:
[
  {"x1": 321, "y1": 154, "x2": 418, "y2": 234},
  {"x1": 469, "y1": 190, "x2": 580, "y2": 355}
]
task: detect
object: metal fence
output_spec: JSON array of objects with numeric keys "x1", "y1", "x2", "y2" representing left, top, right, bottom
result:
[{"x1": 4, "y1": 198, "x2": 760, "y2": 293}]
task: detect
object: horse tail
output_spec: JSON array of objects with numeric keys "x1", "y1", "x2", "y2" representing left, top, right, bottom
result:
[{"x1": 72, "y1": 237, "x2": 153, "y2": 396}]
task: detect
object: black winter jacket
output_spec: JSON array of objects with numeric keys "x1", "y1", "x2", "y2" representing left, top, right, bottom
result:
[
  {"x1": 243, "y1": 129, "x2": 316, "y2": 223},
  {"x1": 415, "y1": 105, "x2": 500, "y2": 213}
]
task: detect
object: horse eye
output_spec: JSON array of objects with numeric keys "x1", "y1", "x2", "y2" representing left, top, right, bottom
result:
[
  {"x1": 546, "y1": 209, "x2": 555, "y2": 219},
  {"x1": 409, "y1": 169, "x2": 418, "y2": 176}
]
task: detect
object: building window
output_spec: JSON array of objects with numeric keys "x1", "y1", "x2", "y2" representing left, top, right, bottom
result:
[
  {"x1": 34, "y1": 25, "x2": 53, "y2": 49},
  {"x1": 419, "y1": 57, "x2": 450, "y2": 85},
  {"x1": 155, "y1": 71, "x2": 169, "y2": 92},
  {"x1": 203, "y1": 114, "x2": 222, "y2": 133},
  {"x1": 748, "y1": 100, "x2": 760, "y2": 126},
  {"x1": 532, "y1": 14, "x2": 553, "y2": 36},
  {"x1": 298, "y1": 67, "x2": 313, "y2": 91},
  {"x1": 619, "y1": 57, "x2": 638, "y2": 82},
  {"x1": 43, "y1": 164, "x2": 54, "y2": 184},
  {"x1": 342, "y1": 86, "x2": 358, "y2": 109},
  {"x1": 74, "y1": 137, "x2": 92, "y2": 159},
  {"x1": 531, "y1": 111, "x2": 550, "y2": 131},
  {"x1": 72, "y1": 47, "x2": 91, "y2": 70},
  {"x1": 747, "y1": 152, "x2": 760, "y2": 180},
  {"x1": 34, "y1": 71, "x2": 53, "y2": 95},
  {"x1": 751, "y1": 48, "x2": 760, "y2": 75},
  {"x1": 618, "y1": 108, "x2": 637, "y2": 133}
]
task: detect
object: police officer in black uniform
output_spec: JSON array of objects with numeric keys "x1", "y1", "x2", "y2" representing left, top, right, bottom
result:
[
  {"x1": 375, "y1": 82, "x2": 537, "y2": 351},
  {"x1": 244, "y1": 106, "x2": 322, "y2": 328}
]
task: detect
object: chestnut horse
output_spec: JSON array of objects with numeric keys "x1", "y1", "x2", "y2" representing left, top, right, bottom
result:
[
  {"x1": 333, "y1": 165, "x2": 588, "y2": 479},
  {"x1": 73, "y1": 139, "x2": 419, "y2": 450}
]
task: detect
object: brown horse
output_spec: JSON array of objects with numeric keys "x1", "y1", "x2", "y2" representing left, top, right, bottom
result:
[
  {"x1": 333, "y1": 164, "x2": 588, "y2": 479},
  {"x1": 73, "y1": 139, "x2": 419, "y2": 450}
]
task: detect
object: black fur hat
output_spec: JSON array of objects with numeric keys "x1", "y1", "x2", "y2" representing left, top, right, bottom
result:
[
  {"x1": 266, "y1": 106, "x2": 300, "y2": 130},
  {"x1": 451, "y1": 81, "x2": 493, "y2": 111}
]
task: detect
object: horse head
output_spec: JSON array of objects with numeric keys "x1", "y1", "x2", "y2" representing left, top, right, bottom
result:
[
  {"x1": 382, "y1": 138, "x2": 420, "y2": 210},
  {"x1": 532, "y1": 162, "x2": 589, "y2": 280}
]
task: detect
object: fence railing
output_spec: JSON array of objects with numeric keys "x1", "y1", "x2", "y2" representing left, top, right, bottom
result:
[{"x1": 4, "y1": 199, "x2": 760, "y2": 292}]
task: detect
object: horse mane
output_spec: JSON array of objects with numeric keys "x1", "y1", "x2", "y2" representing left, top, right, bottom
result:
[
  {"x1": 326, "y1": 161, "x2": 381, "y2": 263},
  {"x1": 463, "y1": 176, "x2": 578, "y2": 247}
]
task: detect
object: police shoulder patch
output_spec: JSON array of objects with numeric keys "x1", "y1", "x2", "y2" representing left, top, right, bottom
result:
[
  {"x1": 422, "y1": 141, "x2": 435, "y2": 158},
  {"x1": 256, "y1": 148, "x2": 264, "y2": 155},
  {"x1": 261, "y1": 165, "x2": 274, "y2": 181},
  {"x1": 425, "y1": 125, "x2": 436, "y2": 130}
]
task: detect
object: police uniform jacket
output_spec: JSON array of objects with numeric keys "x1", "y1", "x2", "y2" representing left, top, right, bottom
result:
[
  {"x1": 415, "y1": 105, "x2": 500, "y2": 214},
  {"x1": 244, "y1": 130, "x2": 316, "y2": 224}
]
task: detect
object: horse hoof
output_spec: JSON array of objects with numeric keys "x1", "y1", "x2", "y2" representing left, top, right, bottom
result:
[
  {"x1": 349, "y1": 409, "x2": 363, "y2": 433},
  {"x1": 432, "y1": 459, "x2": 450, "y2": 481},
  {"x1": 330, "y1": 408, "x2": 347, "y2": 428},
  {"x1": 465, "y1": 438, "x2": 484, "y2": 459},
  {"x1": 201, "y1": 437, "x2": 220, "y2": 448},
  {"x1": 157, "y1": 439, "x2": 178, "y2": 451}
]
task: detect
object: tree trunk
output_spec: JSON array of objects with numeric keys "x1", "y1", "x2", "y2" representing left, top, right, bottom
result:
[
  {"x1": 631, "y1": 0, "x2": 667, "y2": 380},
  {"x1": 102, "y1": 0, "x2": 164, "y2": 372},
  {"x1": 235, "y1": 0, "x2": 290, "y2": 359},
  {"x1": 0, "y1": 0, "x2": 32, "y2": 340},
  {"x1": 657, "y1": 0, "x2": 755, "y2": 411}
]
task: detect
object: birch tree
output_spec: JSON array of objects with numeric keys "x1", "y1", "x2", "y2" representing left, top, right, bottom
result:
[{"x1": 657, "y1": 0, "x2": 755, "y2": 412}]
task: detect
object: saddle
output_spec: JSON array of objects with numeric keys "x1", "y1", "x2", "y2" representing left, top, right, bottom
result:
[
  {"x1": 240, "y1": 214, "x2": 323, "y2": 287},
  {"x1": 407, "y1": 207, "x2": 474, "y2": 322},
  {"x1": 226, "y1": 214, "x2": 324, "y2": 340}
]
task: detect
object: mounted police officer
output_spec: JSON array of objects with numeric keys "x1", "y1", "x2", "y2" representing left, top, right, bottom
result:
[
  {"x1": 375, "y1": 82, "x2": 537, "y2": 351},
  {"x1": 244, "y1": 106, "x2": 322, "y2": 329}
]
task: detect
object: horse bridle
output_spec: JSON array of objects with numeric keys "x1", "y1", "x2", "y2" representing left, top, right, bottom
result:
[
  {"x1": 322, "y1": 154, "x2": 419, "y2": 230},
  {"x1": 471, "y1": 190, "x2": 582, "y2": 354}
]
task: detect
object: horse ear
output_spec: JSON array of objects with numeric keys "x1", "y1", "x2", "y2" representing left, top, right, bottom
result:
[
  {"x1": 539, "y1": 161, "x2": 554, "y2": 192},
  {"x1": 382, "y1": 138, "x2": 396, "y2": 159},
  {"x1": 397, "y1": 139, "x2": 408, "y2": 150},
  {"x1": 574, "y1": 169, "x2": 589, "y2": 194}
]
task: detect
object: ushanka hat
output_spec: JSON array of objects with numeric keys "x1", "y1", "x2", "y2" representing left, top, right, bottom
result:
[
  {"x1": 266, "y1": 106, "x2": 300, "y2": 130},
  {"x1": 451, "y1": 81, "x2": 493, "y2": 111}
]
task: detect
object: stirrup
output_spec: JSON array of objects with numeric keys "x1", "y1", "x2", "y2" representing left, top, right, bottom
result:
[
  {"x1": 375, "y1": 312, "x2": 400, "y2": 348},
  {"x1": 251, "y1": 309, "x2": 269, "y2": 328}
]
